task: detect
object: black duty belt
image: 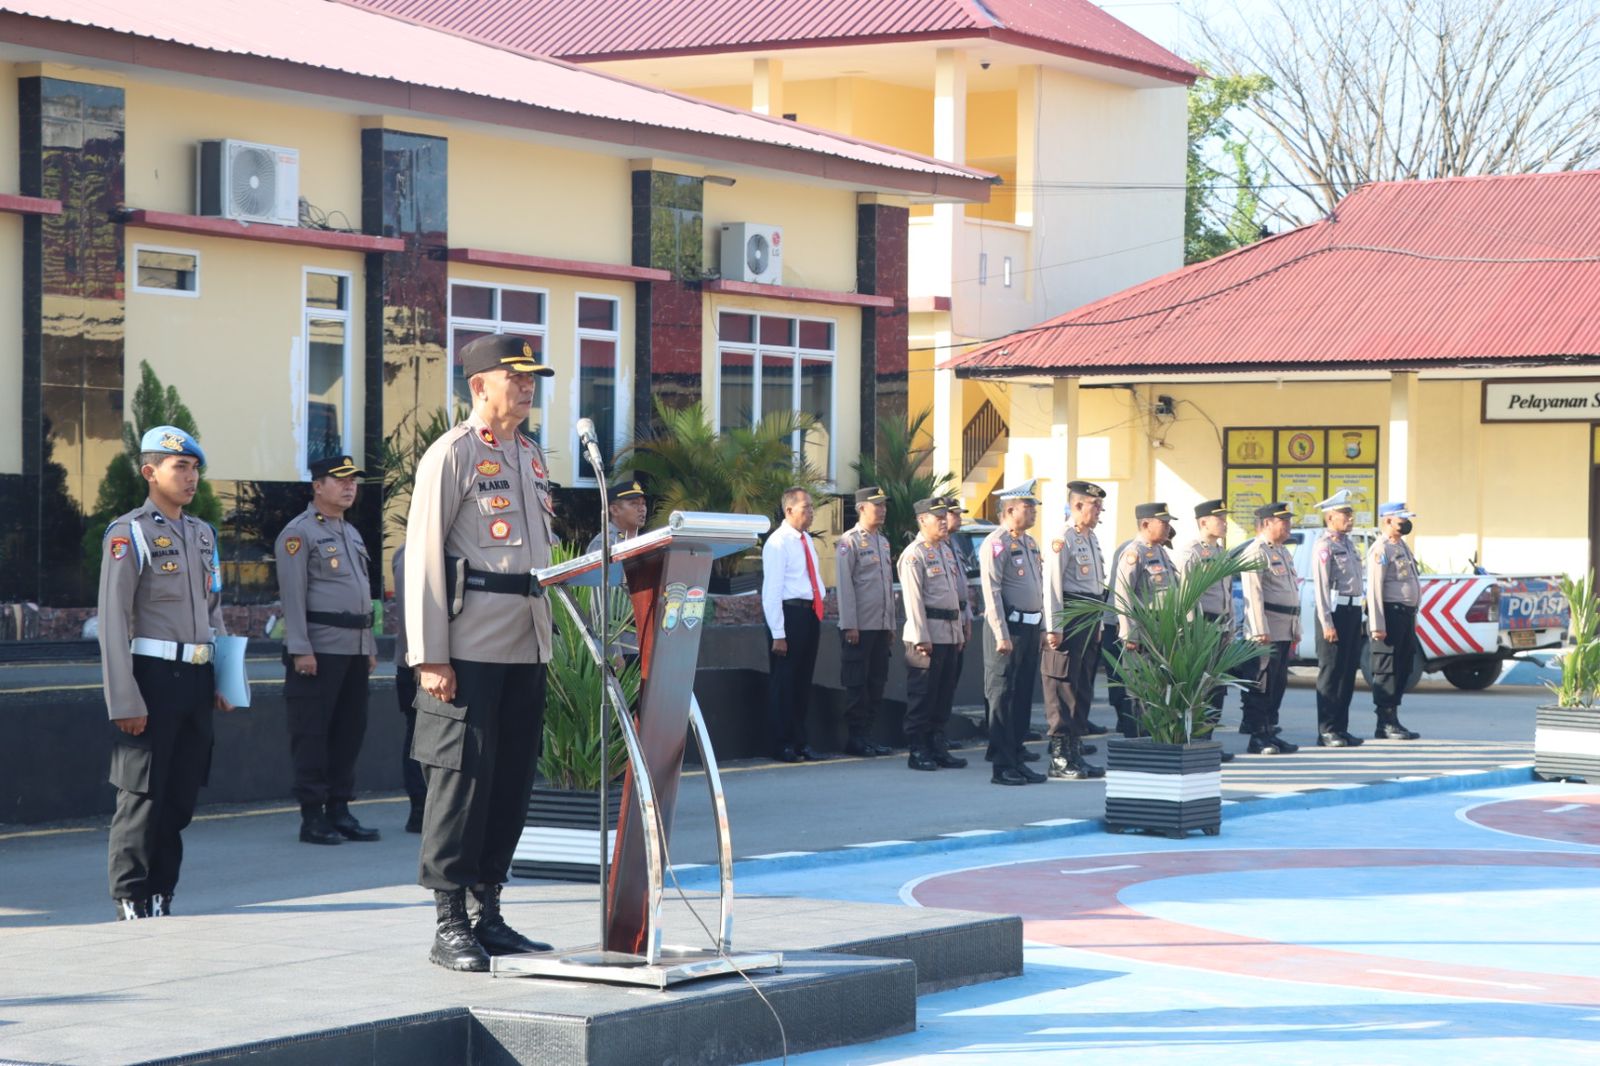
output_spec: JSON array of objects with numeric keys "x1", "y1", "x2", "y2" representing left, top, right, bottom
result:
[
  {"x1": 1067, "y1": 591, "x2": 1108, "y2": 603},
  {"x1": 306, "y1": 610, "x2": 374, "y2": 629},
  {"x1": 465, "y1": 567, "x2": 545, "y2": 598},
  {"x1": 1264, "y1": 603, "x2": 1297, "y2": 616},
  {"x1": 1202, "y1": 611, "x2": 1227, "y2": 623},
  {"x1": 1387, "y1": 603, "x2": 1418, "y2": 613},
  {"x1": 925, "y1": 607, "x2": 960, "y2": 621}
]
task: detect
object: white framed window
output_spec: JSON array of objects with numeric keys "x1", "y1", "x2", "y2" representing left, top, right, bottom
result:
[
  {"x1": 715, "y1": 309, "x2": 836, "y2": 479},
  {"x1": 571, "y1": 293, "x2": 626, "y2": 483},
  {"x1": 978, "y1": 252, "x2": 988, "y2": 286},
  {"x1": 301, "y1": 268, "x2": 353, "y2": 473},
  {"x1": 1003, "y1": 256, "x2": 1013, "y2": 288},
  {"x1": 447, "y1": 281, "x2": 549, "y2": 442},
  {"x1": 132, "y1": 244, "x2": 200, "y2": 297}
]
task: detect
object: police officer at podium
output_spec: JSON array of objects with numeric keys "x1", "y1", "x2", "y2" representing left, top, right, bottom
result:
[
  {"x1": 404, "y1": 334, "x2": 558, "y2": 972},
  {"x1": 274, "y1": 454, "x2": 381, "y2": 846},
  {"x1": 98, "y1": 425, "x2": 235, "y2": 921}
]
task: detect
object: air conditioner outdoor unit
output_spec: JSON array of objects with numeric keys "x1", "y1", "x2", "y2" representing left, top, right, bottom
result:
[
  {"x1": 196, "y1": 139, "x2": 301, "y2": 226},
  {"x1": 720, "y1": 222, "x2": 783, "y2": 284}
]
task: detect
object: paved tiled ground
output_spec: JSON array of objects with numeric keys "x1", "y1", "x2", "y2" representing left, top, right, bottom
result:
[{"x1": 744, "y1": 779, "x2": 1600, "y2": 1065}]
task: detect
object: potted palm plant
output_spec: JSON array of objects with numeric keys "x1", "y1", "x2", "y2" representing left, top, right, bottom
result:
[
  {"x1": 1057, "y1": 552, "x2": 1261, "y2": 838},
  {"x1": 620, "y1": 398, "x2": 825, "y2": 593},
  {"x1": 513, "y1": 543, "x2": 642, "y2": 882},
  {"x1": 1535, "y1": 572, "x2": 1599, "y2": 783}
]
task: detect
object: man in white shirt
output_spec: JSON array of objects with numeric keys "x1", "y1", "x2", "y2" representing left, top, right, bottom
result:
[{"x1": 761, "y1": 487, "x2": 827, "y2": 762}]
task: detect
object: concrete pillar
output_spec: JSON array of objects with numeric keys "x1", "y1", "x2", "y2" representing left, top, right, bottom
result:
[
  {"x1": 931, "y1": 328, "x2": 960, "y2": 483},
  {"x1": 752, "y1": 58, "x2": 784, "y2": 117},
  {"x1": 1387, "y1": 371, "x2": 1419, "y2": 503},
  {"x1": 1014, "y1": 66, "x2": 1040, "y2": 229},
  {"x1": 930, "y1": 49, "x2": 967, "y2": 489},
  {"x1": 1044, "y1": 377, "x2": 1080, "y2": 538}
]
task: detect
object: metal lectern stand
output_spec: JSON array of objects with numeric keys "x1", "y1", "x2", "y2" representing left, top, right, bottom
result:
[{"x1": 491, "y1": 511, "x2": 783, "y2": 989}]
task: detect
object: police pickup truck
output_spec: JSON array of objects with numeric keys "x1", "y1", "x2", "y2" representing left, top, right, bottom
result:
[{"x1": 1237, "y1": 529, "x2": 1570, "y2": 691}]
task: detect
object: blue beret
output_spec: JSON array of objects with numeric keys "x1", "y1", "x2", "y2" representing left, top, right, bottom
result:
[{"x1": 140, "y1": 425, "x2": 206, "y2": 465}]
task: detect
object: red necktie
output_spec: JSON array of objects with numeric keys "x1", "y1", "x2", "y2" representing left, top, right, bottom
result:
[{"x1": 801, "y1": 534, "x2": 824, "y2": 620}]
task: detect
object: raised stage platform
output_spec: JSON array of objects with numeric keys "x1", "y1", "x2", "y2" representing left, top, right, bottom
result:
[{"x1": 0, "y1": 885, "x2": 1021, "y2": 1066}]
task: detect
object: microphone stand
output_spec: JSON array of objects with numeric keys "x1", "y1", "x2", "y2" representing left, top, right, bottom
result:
[{"x1": 583, "y1": 433, "x2": 613, "y2": 952}]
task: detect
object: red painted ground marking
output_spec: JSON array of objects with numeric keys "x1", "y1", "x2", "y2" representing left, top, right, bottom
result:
[
  {"x1": 1464, "y1": 793, "x2": 1600, "y2": 846},
  {"x1": 911, "y1": 848, "x2": 1600, "y2": 1005}
]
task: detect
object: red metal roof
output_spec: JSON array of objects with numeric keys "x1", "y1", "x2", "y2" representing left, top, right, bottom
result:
[
  {"x1": 339, "y1": 0, "x2": 1200, "y2": 83},
  {"x1": 945, "y1": 171, "x2": 1600, "y2": 377},
  {"x1": 1, "y1": 1, "x2": 990, "y2": 195}
]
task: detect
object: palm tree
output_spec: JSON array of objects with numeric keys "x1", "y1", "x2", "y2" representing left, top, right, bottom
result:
[
  {"x1": 619, "y1": 399, "x2": 826, "y2": 578},
  {"x1": 851, "y1": 407, "x2": 956, "y2": 548}
]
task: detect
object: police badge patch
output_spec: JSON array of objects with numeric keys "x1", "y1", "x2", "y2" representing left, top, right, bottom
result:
[
  {"x1": 285, "y1": 536, "x2": 302, "y2": 556},
  {"x1": 109, "y1": 537, "x2": 129, "y2": 560}
]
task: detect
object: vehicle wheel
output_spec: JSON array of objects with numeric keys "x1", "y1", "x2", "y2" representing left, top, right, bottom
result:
[{"x1": 1443, "y1": 658, "x2": 1502, "y2": 691}]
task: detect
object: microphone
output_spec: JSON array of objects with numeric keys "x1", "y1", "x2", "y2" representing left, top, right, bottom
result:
[{"x1": 576, "y1": 417, "x2": 604, "y2": 477}]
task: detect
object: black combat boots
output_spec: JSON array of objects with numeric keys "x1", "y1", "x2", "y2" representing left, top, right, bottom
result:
[
  {"x1": 326, "y1": 800, "x2": 381, "y2": 841},
  {"x1": 430, "y1": 889, "x2": 490, "y2": 972},
  {"x1": 468, "y1": 883, "x2": 552, "y2": 956},
  {"x1": 299, "y1": 803, "x2": 343, "y2": 845}
]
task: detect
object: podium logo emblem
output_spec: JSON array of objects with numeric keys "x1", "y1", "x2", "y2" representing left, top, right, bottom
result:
[
  {"x1": 683, "y1": 586, "x2": 706, "y2": 628},
  {"x1": 662, "y1": 582, "x2": 688, "y2": 631}
]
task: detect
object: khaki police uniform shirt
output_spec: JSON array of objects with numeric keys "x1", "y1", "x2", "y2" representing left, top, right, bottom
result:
[
  {"x1": 1179, "y1": 538, "x2": 1235, "y2": 623},
  {"x1": 1114, "y1": 539, "x2": 1177, "y2": 643},
  {"x1": 939, "y1": 538, "x2": 973, "y2": 628},
  {"x1": 1313, "y1": 530, "x2": 1364, "y2": 630},
  {"x1": 392, "y1": 544, "x2": 408, "y2": 668},
  {"x1": 404, "y1": 411, "x2": 555, "y2": 666},
  {"x1": 1367, "y1": 537, "x2": 1421, "y2": 618},
  {"x1": 836, "y1": 524, "x2": 895, "y2": 632},
  {"x1": 980, "y1": 527, "x2": 1043, "y2": 643},
  {"x1": 1240, "y1": 535, "x2": 1301, "y2": 643},
  {"x1": 898, "y1": 535, "x2": 965, "y2": 646},
  {"x1": 1046, "y1": 524, "x2": 1105, "y2": 635},
  {"x1": 274, "y1": 504, "x2": 376, "y2": 657},
  {"x1": 97, "y1": 501, "x2": 227, "y2": 720}
]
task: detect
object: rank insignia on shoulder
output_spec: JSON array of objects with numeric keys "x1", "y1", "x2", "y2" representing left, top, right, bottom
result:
[
  {"x1": 479, "y1": 428, "x2": 497, "y2": 446},
  {"x1": 109, "y1": 537, "x2": 129, "y2": 560},
  {"x1": 160, "y1": 561, "x2": 178, "y2": 572},
  {"x1": 153, "y1": 535, "x2": 172, "y2": 549},
  {"x1": 285, "y1": 536, "x2": 302, "y2": 556},
  {"x1": 531, "y1": 455, "x2": 547, "y2": 479},
  {"x1": 490, "y1": 518, "x2": 511, "y2": 540},
  {"x1": 476, "y1": 459, "x2": 502, "y2": 476}
]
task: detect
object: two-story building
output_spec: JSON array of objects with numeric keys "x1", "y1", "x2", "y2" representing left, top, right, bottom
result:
[
  {"x1": 0, "y1": 0, "x2": 989, "y2": 607},
  {"x1": 345, "y1": 0, "x2": 1199, "y2": 514}
]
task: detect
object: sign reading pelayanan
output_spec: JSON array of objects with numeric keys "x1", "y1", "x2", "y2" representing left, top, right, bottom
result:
[{"x1": 1483, "y1": 379, "x2": 1600, "y2": 422}]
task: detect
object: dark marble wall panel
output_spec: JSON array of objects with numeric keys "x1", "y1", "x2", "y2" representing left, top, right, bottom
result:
[
  {"x1": 631, "y1": 170, "x2": 705, "y2": 436},
  {"x1": 17, "y1": 77, "x2": 126, "y2": 607},
  {"x1": 857, "y1": 203, "x2": 910, "y2": 467},
  {"x1": 362, "y1": 128, "x2": 447, "y2": 592}
]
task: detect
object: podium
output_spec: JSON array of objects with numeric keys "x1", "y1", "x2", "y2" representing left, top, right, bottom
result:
[{"x1": 492, "y1": 511, "x2": 784, "y2": 988}]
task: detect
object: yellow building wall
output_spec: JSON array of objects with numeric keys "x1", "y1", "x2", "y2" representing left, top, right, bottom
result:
[
  {"x1": 965, "y1": 90, "x2": 1017, "y2": 222},
  {"x1": 679, "y1": 84, "x2": 753, "y2": 111},
  {"x1": 447, "y1": 130, "x2": 634, "y2": 265},
  {"x1": 993, "y1": 375, "x2": 1595, "y2": 578},
  {"x1": 441, "y1": 263, "x2": 636, "y2": 485},
  {"x1": 782, "y1": 79, "x2": 841, "y2": 128},
  {"x1": 703, "y1": 177, "x2": 858, "y2": 292},
  {"x1": 0, "y1": 62, "x2": 17, "y2": 197},
  {"x1": 124, "y1": 237, "x2": 366, "y2": 483},
  {"x1": 124, "y1": 80, "x2": 361, "y2": 222},
  {"x1": 846, "y1": 78, "x2": 935, "y2": 158}
]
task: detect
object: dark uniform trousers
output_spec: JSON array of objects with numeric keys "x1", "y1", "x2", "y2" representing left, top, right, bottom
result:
[
  {"x1": 1371, "y1": 604, "x2": 1418, "y2": 715},
  {"x1": 840, "y1": 629, "x2": 891, "y2": 736},
  {"x1": 768, "y1": 602, "x2": 821, "y2": 751},
  {"x1": 395, "y1": 664, "x2": 427, "y2": 813},
  {"x1": 414, "y1": 660, "x2": 546, "y2": 891},
  {"x1": 107, "y1": 658, "x2": 215, "y2": 900},
  {"x1": 1316, "y1": 604, "x2": 1365, "y2": 734},
  {"x1": 283, "y1": 652, "x2": 370, "y2": 805},
  {"x1": 983, "y1": 621, "x2": 1040, "y2": 768},
  {"x1": 1241, "y1": 640, "x2": 1291, "y2": 734},
  {"x1": 1043, "y1": 604, "x2": 1102, "y2": 737},
  {"x1": 905, "y1": 643, "x2": 960, "y2": 741}
]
